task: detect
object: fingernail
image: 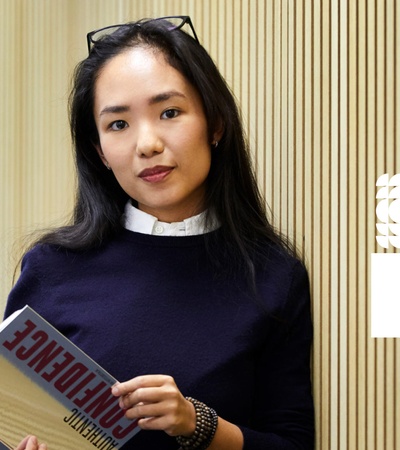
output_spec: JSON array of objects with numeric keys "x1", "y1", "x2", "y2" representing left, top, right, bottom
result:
[{"x1": 111, "y1": 385, "x2": 120, "y2": 396}]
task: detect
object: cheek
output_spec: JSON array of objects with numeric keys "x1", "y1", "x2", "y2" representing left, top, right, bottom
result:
[
  {"x1": 180, "y1": 124, "x2": 211, "y2": 166},
  {"x1": 186, "y1": 147, "x2": 212, "y2": 181},
  {"x1": 100, "y1": 139, "x2": 130, "y2": 166}
]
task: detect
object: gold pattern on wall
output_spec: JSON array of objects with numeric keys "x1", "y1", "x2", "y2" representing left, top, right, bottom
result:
[{"x1": 0, "y1": 1, "x2": 399, "y2": 449}]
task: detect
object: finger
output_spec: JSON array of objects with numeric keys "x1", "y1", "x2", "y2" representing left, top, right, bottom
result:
[
  {"x1": 119, "y1": 386, "x2": 171, "y2": 409},
  {"x1": 26, "y1": 436, "x2": 38, "y2": 450},
  {"x1": 38, "y1": 444, "x2": 47, "y2": 450},
  {"x1": 112, "y1": 375, "x2": 174, "y2": 397},
  {"x1": 138, "y1": 416, "x2": 162, "y2": 430},
  {"x1": 137, "y1": 415, "x2": 186, "y2": 436},
  {"x1": 122, "y1": 400, "x2": 171, "y2": 420},
  {"x1": 15, "y1": 435, "x2": 32, "y2": 450}
]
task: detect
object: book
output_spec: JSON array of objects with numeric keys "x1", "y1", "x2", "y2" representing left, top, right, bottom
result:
[{"x1": 0, "y1": 305, "x2": 140, "y2": 450}]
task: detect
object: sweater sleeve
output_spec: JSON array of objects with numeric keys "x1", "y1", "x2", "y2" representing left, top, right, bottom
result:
[
  {"x1": 239, "y1": 261, "x2": 314, "y2": 450},
  {"x1": 3, "y1": 247, "x2": 45, "y2": 319}
]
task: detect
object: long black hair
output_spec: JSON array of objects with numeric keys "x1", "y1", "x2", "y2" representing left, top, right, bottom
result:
[{"x1": 34, "y1": 17, "x2": 297, "y2": 284}]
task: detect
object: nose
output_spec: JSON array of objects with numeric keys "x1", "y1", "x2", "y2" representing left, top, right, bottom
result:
[{"x1": 135, "y1": 124, "x2": 164, "y2": 157}]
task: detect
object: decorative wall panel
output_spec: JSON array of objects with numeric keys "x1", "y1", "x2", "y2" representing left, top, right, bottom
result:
[{"x1": 0, "y1": 1, "x2": 398, "y2": 448}]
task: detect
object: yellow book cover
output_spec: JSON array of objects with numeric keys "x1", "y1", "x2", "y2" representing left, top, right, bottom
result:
[{"x1": 0, "y1": 306, "x2": 140, "y2": 450}]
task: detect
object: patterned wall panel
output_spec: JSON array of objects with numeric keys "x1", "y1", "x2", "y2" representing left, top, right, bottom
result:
[{"x1": 0, "y1": 1, "x2": 399, "y2": 448}]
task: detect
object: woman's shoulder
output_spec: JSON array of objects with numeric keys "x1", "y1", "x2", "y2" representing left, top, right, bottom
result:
[
  {"x1": 255, "y1": 240, "x2": 311, "y2": 309},
  {"x1": 22, "y1": 230, "x2": 129, "y2": 264},
  {"x1": 4, "y1": 244, "x2": 69, "y2": 319},
  {"x1": 257, "y1": 238, "x2": 306, "y2": 274},
  {"x1": 22, "y1": 243, "x2": 76, "y2": 268}
]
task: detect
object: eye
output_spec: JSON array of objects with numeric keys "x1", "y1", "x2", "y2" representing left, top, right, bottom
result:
[
  {"x1": 161, "y1": 109, "x2": 179, "y2": 120},
  {"x1": 109, "y1": 120, "x2": 128, "y2": 131}
]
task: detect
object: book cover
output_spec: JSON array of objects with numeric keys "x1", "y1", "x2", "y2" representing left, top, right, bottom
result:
[{"x1": 0, "y1": 306, "x2": 140, "y2": 450}]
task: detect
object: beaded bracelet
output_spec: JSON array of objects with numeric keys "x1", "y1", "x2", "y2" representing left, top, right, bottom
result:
[{"x1": 176, "y1": 397, "x2": 218, "y2": 450}]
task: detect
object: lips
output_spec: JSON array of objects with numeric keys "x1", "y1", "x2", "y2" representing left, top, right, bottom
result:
[{"x1": 138, "y1": 166, "x2": 174, "y2": 183}]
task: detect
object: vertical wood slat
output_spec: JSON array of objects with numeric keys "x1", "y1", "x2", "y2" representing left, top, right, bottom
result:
[
  {"x1": 348, "y1": 0, "x2": 359, "y2": 448},
  {"x1": 0, "y1": 1, "x2": 399, "y2": 448},
  {"x1": 331, "y1": 0, "x2": 340, "y2": 446}
]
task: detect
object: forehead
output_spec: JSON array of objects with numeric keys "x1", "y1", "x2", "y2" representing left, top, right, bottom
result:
[{"x1": 94, "y1": 47, "x2": 191, "y2": 102}]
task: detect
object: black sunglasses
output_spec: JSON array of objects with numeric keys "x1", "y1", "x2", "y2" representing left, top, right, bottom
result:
[{"x1": 86, "y1": 15, "x2": 199, "y2": 54}]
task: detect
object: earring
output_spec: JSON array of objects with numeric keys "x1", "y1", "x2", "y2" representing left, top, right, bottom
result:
[
  {"x1": 212, "y1": 140, "x2": 219, "y2": 149},
  {"x1": 105, "y1": 162, "x2": 112, "y2": 170}
]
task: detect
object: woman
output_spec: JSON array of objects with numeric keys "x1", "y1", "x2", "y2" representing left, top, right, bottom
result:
[{"x1": 7, "y1": 16, "x2": 314, "y2": 450}]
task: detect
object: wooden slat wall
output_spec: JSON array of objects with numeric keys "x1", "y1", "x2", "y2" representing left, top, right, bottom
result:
[{"x1": 0, "y1": 1, "x2": 399, "y2": 448}]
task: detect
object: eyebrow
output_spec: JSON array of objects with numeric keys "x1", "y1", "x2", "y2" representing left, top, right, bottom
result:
[
  {"x1": 148, "y1": 90, "x2": 187, "y2": 105},
  {"x1": 99, "y1": 91, "x2": 187, "y2": 117},
  {"x1": 99, "y1": 105, "x2": 130, "y2": 117}
]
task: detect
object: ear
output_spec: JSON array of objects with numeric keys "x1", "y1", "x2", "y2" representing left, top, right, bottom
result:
[
  {"x1": 212, "y1": 120, "x2": 225, "y2": 144},
  {"x1": 95, "y1": 143, "x2": 111, "y2": 170}
]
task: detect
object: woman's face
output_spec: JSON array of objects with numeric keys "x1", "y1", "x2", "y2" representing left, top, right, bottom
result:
[{"x1": 93, "y1": 46, "x2": 216, "y2": 222}]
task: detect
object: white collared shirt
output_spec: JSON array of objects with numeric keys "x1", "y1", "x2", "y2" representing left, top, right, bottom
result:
[{"x1": 123, "y1": 201, "x2": 220, "y2": 236}]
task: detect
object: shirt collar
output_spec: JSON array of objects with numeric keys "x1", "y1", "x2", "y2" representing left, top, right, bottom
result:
[{"x1": 123, "y1": 201, "x2": 220, "y2": 236}]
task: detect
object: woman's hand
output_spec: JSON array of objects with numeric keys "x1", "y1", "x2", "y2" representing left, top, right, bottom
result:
[
  {"x1": 111, "y1": 375, "x2": 196, "y2": 437},
  {"x1": 15, "y1": 436, "x2": 47, "y2": 450}
]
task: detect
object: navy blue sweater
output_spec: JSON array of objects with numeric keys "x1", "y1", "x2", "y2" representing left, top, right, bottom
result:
[{"x1": 5, "y1": 229, "x2": 314, "y2": 449}]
